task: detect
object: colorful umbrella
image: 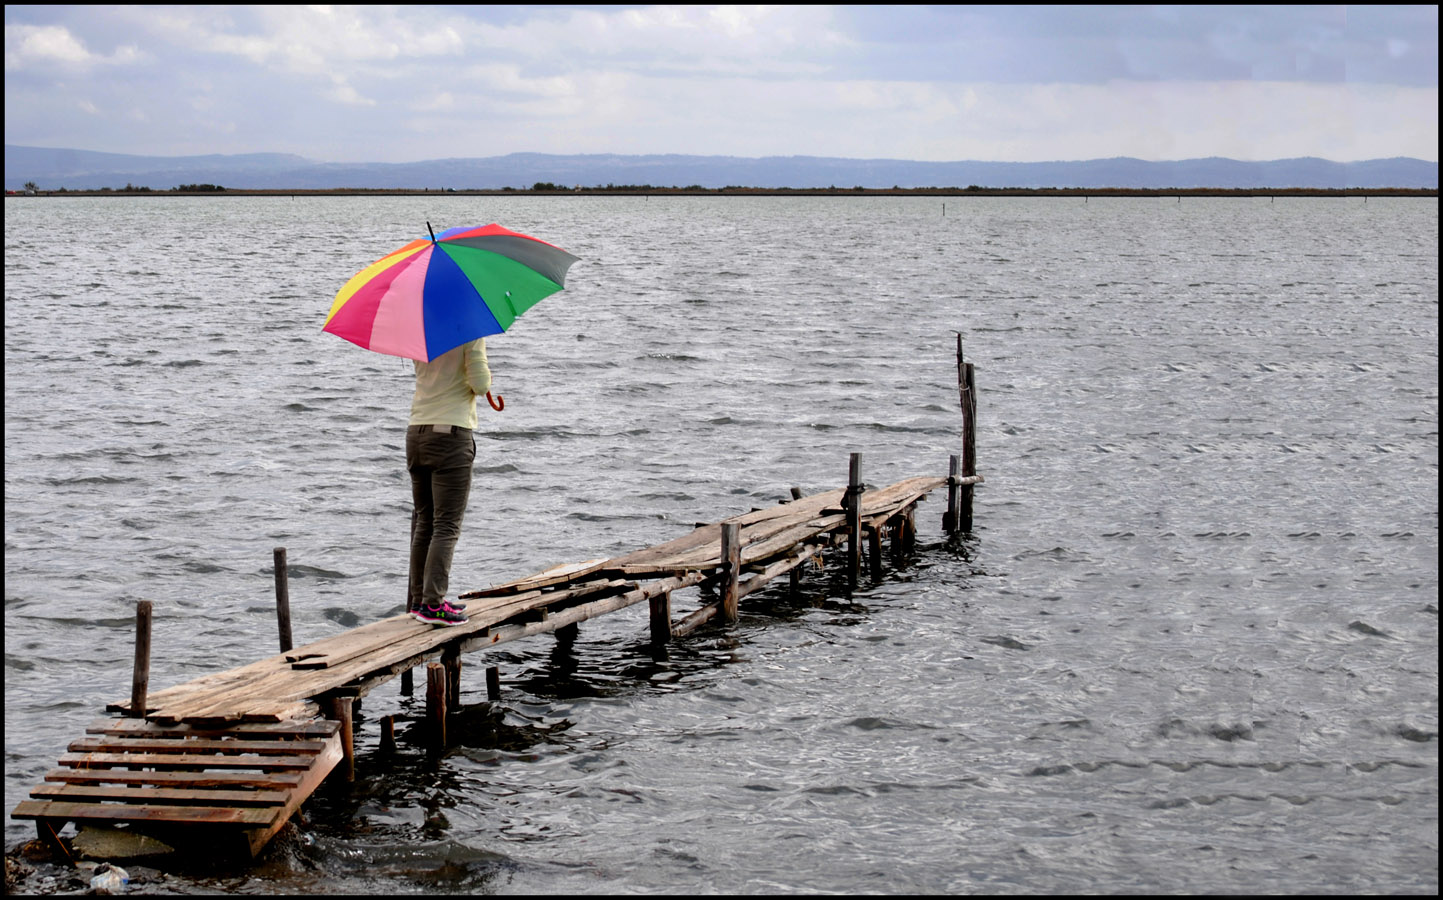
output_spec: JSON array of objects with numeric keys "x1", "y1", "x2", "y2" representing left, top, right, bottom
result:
[{"x1": 323, "y1": 222, "x2": 580, "y2": 362}]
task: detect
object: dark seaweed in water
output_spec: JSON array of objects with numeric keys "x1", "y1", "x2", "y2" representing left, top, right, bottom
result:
[{"x1": 3, "y1": 195, "x2": 1437, "y2": 894}]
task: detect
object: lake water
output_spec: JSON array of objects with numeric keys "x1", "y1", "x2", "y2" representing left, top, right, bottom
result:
[{"x1": 3, "y1": 194, "x2": 1437, "y2": 894}]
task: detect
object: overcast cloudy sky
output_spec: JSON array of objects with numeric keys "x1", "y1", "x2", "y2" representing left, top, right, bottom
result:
[{"x1": 4, "y1": 4, "x2": 1437, "y2": 164}]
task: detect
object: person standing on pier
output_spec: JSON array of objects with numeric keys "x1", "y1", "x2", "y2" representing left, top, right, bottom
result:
[{"x1": 406, "y1": 336, "x2": 492, "y2": 626}]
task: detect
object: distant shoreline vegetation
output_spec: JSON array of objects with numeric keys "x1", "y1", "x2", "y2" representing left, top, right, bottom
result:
[{"x1": 7, "y1": 183, "x2": 1437, "y2": 198}]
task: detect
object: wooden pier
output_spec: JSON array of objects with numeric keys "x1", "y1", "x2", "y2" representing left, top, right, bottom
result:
[{"x1": 12, "y1": 338, "x2": 983, "y2": 861}]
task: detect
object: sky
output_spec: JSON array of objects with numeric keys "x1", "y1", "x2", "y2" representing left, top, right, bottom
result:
[{"x1": 4, "y1": 4, "x2": 1438, "y2": 164}]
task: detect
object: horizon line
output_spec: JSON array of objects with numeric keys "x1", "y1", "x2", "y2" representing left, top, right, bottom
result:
[{"x1": 6, "y1": 144, "x2": 1439, "y2": 167}]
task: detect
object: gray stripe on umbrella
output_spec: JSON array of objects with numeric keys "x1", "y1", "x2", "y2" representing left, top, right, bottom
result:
[{"x1": 441, "y1": 234, "x2": 580, "y2": 286}]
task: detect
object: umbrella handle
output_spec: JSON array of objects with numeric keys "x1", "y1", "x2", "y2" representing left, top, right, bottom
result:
[{"x1": 486, "y1": 391, "x2": 504, "y2": 412}]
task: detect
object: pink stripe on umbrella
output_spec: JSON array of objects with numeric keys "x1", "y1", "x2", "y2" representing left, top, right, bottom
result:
[{"x1": 353, "y1": 246, "x2": 434, "y2": 360}]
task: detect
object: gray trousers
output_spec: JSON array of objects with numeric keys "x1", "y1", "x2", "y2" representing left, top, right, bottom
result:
[{"x1": 406, "y1": 425, "x2": 475, "y2": 611}]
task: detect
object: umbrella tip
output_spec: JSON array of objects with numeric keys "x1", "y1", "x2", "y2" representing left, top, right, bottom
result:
[{"x1": 427, "y1": 221, "x2": 436, "y2": 242}]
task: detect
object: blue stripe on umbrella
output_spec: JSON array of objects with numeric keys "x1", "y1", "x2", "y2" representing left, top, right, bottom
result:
[{"x1": 421, "y1": 244, "x2": 505, "y2": 360}]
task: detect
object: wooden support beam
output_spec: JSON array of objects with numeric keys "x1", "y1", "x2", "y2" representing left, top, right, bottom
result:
[
  {"x1": 35, "y1": 818, "x2": 74, "y2": 867},
  {"x1": 846, "y1": 453, "x2": 863, "y2": 588},
  {"x1": 672, "y1": 602, "x2": 720, "y2": 637},
  {"x1": 956, "y1": 334, "x2": 977, "y2": 533},
  {"x1": 400, "y1": 667, "x2": 413, "y2": 697},
  {"x1": 736, "y1": 540, "x2": 829, "y2": 601},
  {"x1": 944, "y1": 454, "x2": 960, "y2": 534},
  {"x1": 425, "y1": 664, "x2": 446, "y2": 752},
  {"x1": 868, "y1": 525, "x2": 883, "y2": 580},
  {"x1": 325, "y1": 696, "x2": 354, "y2": 783},
  {"x1": 720, "y1": 522, "x2": 740, "y2": 623},
  {"x1": 485, "y1": 666, "x2": 500, "y2": 702},
  {"x1": 273, "y1": 547, "x2": 293, "y2": 654},
  {"x1": 379, "y1": 715, "x2": 396, "y2": 756},
  {"x1": 130, "y1": 601, "x2": 152, "y2": 719},
  {"x1": 649, "y1": 590, "x2": 673, "y2": 644},
  {"x1": 442, "y1": 645, "x2": 461, "y2": 709}
]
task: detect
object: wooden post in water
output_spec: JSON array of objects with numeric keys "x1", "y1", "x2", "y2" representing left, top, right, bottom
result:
[
  {"x1": 846, "y1": 453, "x2": 863, "y2": 588},
  {"x1": 868, "y1": 524, "x2": 883, "y2": 580},
  {"x1": 442, "y1": 644, "x2": 462, "y2": 708},
  {"x1": 380, "y1": 715, "x2": 396, "y2": 756},
  {"x1": 961, "y1": 362, "x2": 977, "y2": 532},
  {"x1": 649, "y1": 590, "x2": 673, "y2": 644},
  {"x1": 273, "y1": 547, "x2": 293, "y2": 654},
  {"x1": 426, "y1": 663, "x2": 447, "y2": 752},
  {"x1": 486, "y1": 666, "x2": 501, "y2": 702},
  {"x1": 955, "y1": 334, "x2": 978, "y2": 533},
  {"x1": 326, "y1": 696, "x2": 355, "y2": 782},
  {"x1": 130, "y1": 600, "x2": 152, "y2": 718},
  {"x1": 945, "y1": 454, "x2": 961, "y2": 534},
  {"x1": 401, "y1": 667, "x2": 413, "y2": 696},
  {"x1": 720, "y1": 522, "x2": 740, "y2": 623},
  {"x1": 788, "y1": 487, "x2": 805, "y2": 595}
]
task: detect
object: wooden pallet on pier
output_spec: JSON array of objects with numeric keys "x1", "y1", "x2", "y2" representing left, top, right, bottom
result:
[{"x1": 12, "y1": 718, "x2": 342, "y2": 859}]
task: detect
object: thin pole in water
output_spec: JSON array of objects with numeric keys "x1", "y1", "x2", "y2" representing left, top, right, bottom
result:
[
  {"x1": 274, "y1": 547, "x2": 293, "y2": 653},
  {"x1": 130, "y1": 601, "x2": 152, "y2": 718}
]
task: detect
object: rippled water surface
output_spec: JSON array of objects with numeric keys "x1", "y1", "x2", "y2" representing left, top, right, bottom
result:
[{"x1": 4, "y1": 195, "x2": 1437, "y2": 894}]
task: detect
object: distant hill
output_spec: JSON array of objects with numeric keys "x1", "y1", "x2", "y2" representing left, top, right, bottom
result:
[{"x1": 5, "y1": 145, "x2": 1437, "y2": 191}]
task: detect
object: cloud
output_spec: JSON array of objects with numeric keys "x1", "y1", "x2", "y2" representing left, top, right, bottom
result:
[
  {"x1": 465, "y1": 5, "x2": 847, "y2": 76},
  {"x1": 2, "y1": 5, "x2": 1436, "y2": 163},
  {"x1": 4, "y1": 23, "x2": 144, "y2": 70}
]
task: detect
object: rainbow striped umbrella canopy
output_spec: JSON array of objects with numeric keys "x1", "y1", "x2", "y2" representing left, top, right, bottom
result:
[{"x1": 324, "y1": 223, "x2": 580, "y2": 362}]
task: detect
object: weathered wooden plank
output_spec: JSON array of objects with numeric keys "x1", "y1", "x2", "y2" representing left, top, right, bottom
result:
[
  {"x1": 44, "y1": 768, "x2": 303, "y2": 790},
  {"x1": 460, "y1": 571, "x2": 710, "y2": 655},
  {"x1": 139, "y1": 674, "x2": 321, "y2": 723},
  {"x1": 106, "y1": 653, "x2": 297, "y2": 716},
  {"x1": 284, "y1": 615, "x2": 422, "y2": 664},
  {"x1": 30, "y1": 783, "x2": 290, "y2": 807},
  {"x1": 458, "y1": 558, "x2": 611, "y2": 599},
  {"x1": 170, "y1": 576, "x2": 623, "y2": 708},
  {"x1": 12, "y1": 800, "x2": 277, "y2": 827},
  {"x1": 287, "y1": 614, "x2": 453, "y2": 670},
  {"x1": 149, "y1": 700, "x2": 318, "y2": 726},
  {"x1": 232, "y1": 582, "x2": 625, "y2": 705},
  {"x1": 69, "y1": 737, "x2": 330, "y2": 756},
  {"x1": 59, "y1": 751, "x2": 319, "y2": 770},
  {"x1": 726, "y1": 488, "x2": 847, "y2": 526},
  {"x1": 613, "y1": 511, "x2": 843, "y2": 574},
  {"x1": 85, "y1": 718, "x2": 338, "y2": 739},
  {"x1": 625, "y1": 478, "x2": 940, "y2": 578},
  {"x1": 236, "y1": 729, "x2": 343, "y2": 857},
  {"x1": 148, "y1": 700, "x2": 319, "y2": 727},
  {"x1": 604, "y1": 490, "x2": 846, "y2": 574}
]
